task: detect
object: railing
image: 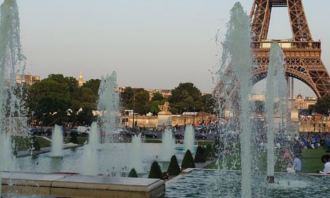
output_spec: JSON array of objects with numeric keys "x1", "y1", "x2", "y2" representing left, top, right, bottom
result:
[
  {"x1": 270, "y1": 0, "x2": 287, "y2": 7},
  {"x1": 251, "y1": 41, "x2": 321, "y2": 49}
]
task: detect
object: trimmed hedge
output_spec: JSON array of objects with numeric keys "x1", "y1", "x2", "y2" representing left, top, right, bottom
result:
[
  {"x1": 194, "y1": 146, "x2": 206, "y2": 163},
  {"x1": 181, "y1": 150, "x2": 195, "y2": 169},
  {"x1": 128, "y1": 168, "x2": 138, "y2": 177},
  {"x1": 167, "y1": 155, "x2": 181, "y2": 176},
  {"x1": 148, "y1": 161, "x2": 163, "y2": 179}
]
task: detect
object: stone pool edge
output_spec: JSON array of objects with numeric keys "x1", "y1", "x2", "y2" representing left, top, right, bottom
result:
[{"x1": 1, "y1": 171, "x2": 165, "y2": 198}]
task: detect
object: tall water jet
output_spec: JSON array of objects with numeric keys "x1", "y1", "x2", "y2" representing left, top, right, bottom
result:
[
  {"x1": 0, "y1": 0, "x2": 26, "y2": 194},
  {"x1": 160, "y1": 129, "x2": 175, "y2": 161},
  {"x1": 81, "y1": 123, "x2": 99, "y2": 175},
  {"x1": 51, "y1": 125, "x2": 64, "y2": 157},
  {"x1": 97, "y1": 71, "x2": 120, "y2": 143},
  {"x1": 130, "y1": 134, "x2": 143, "y2": 173},
  {"x1": 89, "y1": 122, "x2": 100, "y2": 150},
  {"x1": 265, "y1": 43, "x2": 280, "y2": 182},
  {"x1": 0, "y1": 133, "x2": 16, "y2": 171},
  {"x1": 275, "y1": 47, "x2": 288, "y2": 132},
  {"x1": 184, "y1": 125, "x2": 195, "y2": 153},
  {"x1": 265, "y1": 43, "x2": 287, "y2": 182},
  {"x1": 216, "y1": 3, "x2": 254, "y2": 197}
]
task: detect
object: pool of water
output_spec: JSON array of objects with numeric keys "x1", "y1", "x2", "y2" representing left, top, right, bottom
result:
[
  {"x1": 15, "y1": 143, "x2": 190, "y2": 176},
  {"x1": 165, "y1": 169, "x2": 330, "y2": 198}
]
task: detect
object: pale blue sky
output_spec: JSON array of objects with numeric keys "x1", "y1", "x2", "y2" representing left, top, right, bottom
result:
[{"x1": 9, "y1": 0, "x2": 330, "y2": 95}]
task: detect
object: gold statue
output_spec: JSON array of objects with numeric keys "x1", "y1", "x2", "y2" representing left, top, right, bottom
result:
[{"x1": 159, "y1": 102, "x2": 170, "y2": 113}]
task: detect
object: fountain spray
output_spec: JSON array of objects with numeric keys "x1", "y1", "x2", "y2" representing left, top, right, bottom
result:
[
  {"x1": 97, "y1": 71, "x2": 120, "y2": 143},
  {"x1": 0, "y1": 0, "x2": 26, "y2": 195},
  {"x1": 265, "y1": 43, "x2": 287, "y2": 183},
  {"x1": 217, "y1": 3, "x2": 254, "y2": 197}
]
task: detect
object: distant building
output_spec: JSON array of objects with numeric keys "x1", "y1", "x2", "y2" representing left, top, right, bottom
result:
[
  {"x1": 16, "y1": 74, "x2": 40, "y2": 85},
  {"x1": 118, "y1": 86, "x2": 173, "y2": 99},
  {"x1": 289, "y1": 94, "x2": 317, "y2": 110}
]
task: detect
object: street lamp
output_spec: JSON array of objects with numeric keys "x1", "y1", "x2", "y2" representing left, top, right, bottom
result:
[{"x1": 132, "y1": 91, "x2": 135, "y2": 129}]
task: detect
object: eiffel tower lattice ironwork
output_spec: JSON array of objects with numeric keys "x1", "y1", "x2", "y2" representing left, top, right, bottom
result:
[{"x1": 251, "y1": 0, "x2": 330, "y2": 97}]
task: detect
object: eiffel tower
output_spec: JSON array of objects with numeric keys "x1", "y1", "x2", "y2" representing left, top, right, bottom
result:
[{"x1": 251, "y1": 0, "x2": 330, "y2": 97}]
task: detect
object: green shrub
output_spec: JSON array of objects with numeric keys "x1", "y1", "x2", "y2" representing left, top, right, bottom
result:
[
  {"x1": 148, "y1": 161, "x2": 163, "y2": 179},
  {"x1": 70, "y1": 132, "x2": 78, "y2": 144},
  {"x1": 167, "y1": 155, "x2": 181, "y2": 176},
  {"x1": 205, "y1": 143, "x2": 214, "y2": 159},
  {"x1": 181, "y1": 150, "x2": 195, "y2": 169},
  {"x1": 194, "y1": 146, "x2": 206, "y2": 163},
  {"x1": 32, "y1": 136, "x2": 41, "y2": 151},
  {"x1": 128, "y1": 168, "x2": 138, "y2": 178}
]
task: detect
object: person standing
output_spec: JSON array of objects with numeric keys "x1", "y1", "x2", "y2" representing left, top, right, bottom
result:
[
  {"x1": 293, "y1": 155, "x2": 302, "y2": 173},
  {"x1": 320, "y1": 155, "x2": 330, "y2": 174}
]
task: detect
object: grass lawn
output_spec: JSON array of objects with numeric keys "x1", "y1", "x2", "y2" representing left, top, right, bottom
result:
[
  {"x1": 13, "y1": 136, "x2": 51, "y2": 151},
  {"x1": 205, "y1": 148, "x2": 329, "y2": 174},
  {"x1": 13, "y1": 136, "x2": 87, "y2": 152},
  {"x1": 301, "y1": 148, "x2": 328, "y2": 173}
]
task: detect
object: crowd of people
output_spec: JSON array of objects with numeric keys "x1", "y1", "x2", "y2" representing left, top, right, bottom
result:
[
  {"x1": 298, "y1": 132, "x2": 330, "y2": 150},
  {"x1": 277, "y1": 133, "x2": 330, "y2": 174}
]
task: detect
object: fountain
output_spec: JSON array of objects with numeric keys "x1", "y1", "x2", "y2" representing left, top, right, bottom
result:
[
  {"x1": 0, "y1": 133, "x2": 16, "y2": 171},
  {"x1": 97, "y1": 71, "x2": 120, "y2": 143},
  {"x1": 0, "y1": 0, "x2": 26, "y2": 195},
  {"x1": 81, "y1": 122, "x2": 99, "y2": 176},
  {"x1": 51, "y1": 125, "x2": 64, "y2": 157},
  {"x1": 89, "y1": 122, "x2": 100, "y2": 150},
  {"x1": 160, "y1": 129, "x2": 175, "y2": 161},
  {"x1": 265, "y1": 43, "x2": 288, "y2": 182},
  {"x1": 184, "y1": 125, "x2": 195, "y2": 153},
  {"x1": 130, "y1": 134, "x2": 143, "y2": 173},
  {"x1": 216, "y1": 2, "x2": 254, "y2": 197}
]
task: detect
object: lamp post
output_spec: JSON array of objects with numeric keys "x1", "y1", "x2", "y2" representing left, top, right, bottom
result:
[{"x1": 132, "y1": 91, "x2": 135, "y2": 129}]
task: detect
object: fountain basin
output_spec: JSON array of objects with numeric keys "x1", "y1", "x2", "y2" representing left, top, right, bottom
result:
[
  {"x1": 16, "y1": 143, "x2": 193, "y2": 176},
  {"x1": 166, "y1": 169, "x2": 330, "y2": 198},
  {"x1": 1, "y1": 172, "x2": 164, "y2": 198}
]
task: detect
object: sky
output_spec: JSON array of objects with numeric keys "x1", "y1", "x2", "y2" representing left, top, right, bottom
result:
[{"x1": 7, "y1": 0, "x2": 330, "y2": 96}]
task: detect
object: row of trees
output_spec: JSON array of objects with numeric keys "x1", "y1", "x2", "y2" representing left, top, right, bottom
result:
[
  {"x1": 25, "y1": 75, "x2": 215, "y2": 126},
  {"x1": 24, "y1": 73, "x2": 330, "y2": 127},
  {"x1": 120, "y1": 82, "x2": 215, "y2": 115}
]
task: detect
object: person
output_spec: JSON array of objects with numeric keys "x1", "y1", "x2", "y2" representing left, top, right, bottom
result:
[
  {"x1": 320, "y1": 154, "x2": 330, "y2": 174},
  {"x1": 293, "y1": 155, "x2": 302, "y2": 173}
]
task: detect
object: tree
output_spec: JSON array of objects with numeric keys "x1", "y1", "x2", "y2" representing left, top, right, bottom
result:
[
  {"x1": 151, "y1": 92, "x2": 164, "y2": 102},
  {"x1": 120, "y1": 87, "x2": 134, "y2": 110},
  {"x1": 83, "y1": 79, "x2": 101, "y2": 96},
  {"x1": 169, "y1": 83, "x2": 203, "y2": 114},
  {"x1": 194, "y1": 146, "x2": 206, "y2": 163},
  {"x1": 133, "y1": 89, "x2": 150, "y2": 115},
  {"x1": 201, "y1": 94, "x2": 216, "y2": 113},
  {"x1": 75, "y1": 104, "x2": 96, "y2": 126},
  {"x1": 149, "y1": 92, "x2": 165, "y2": 114},
  {"x1": 313, "y1": 96, "x2": 330, "y2": 116},
  {"x1": 148, "y1": 161, "x2": 163, "y2": 179},
  {"x1": 181, "y1": 150, "x2": 195, "y2": 169},
  {"x1": 27, "y1": 74, "x2": 98, "y2": 126},
  {"x1": 167, "y1": 155, "x2": 181, "y2": 176},
  {"x1": 34, "y1": 96, "x2": 71, "y2": 126},
  {"x1": 128, "y1": 168, "x2": 138, "y2": 178}
]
